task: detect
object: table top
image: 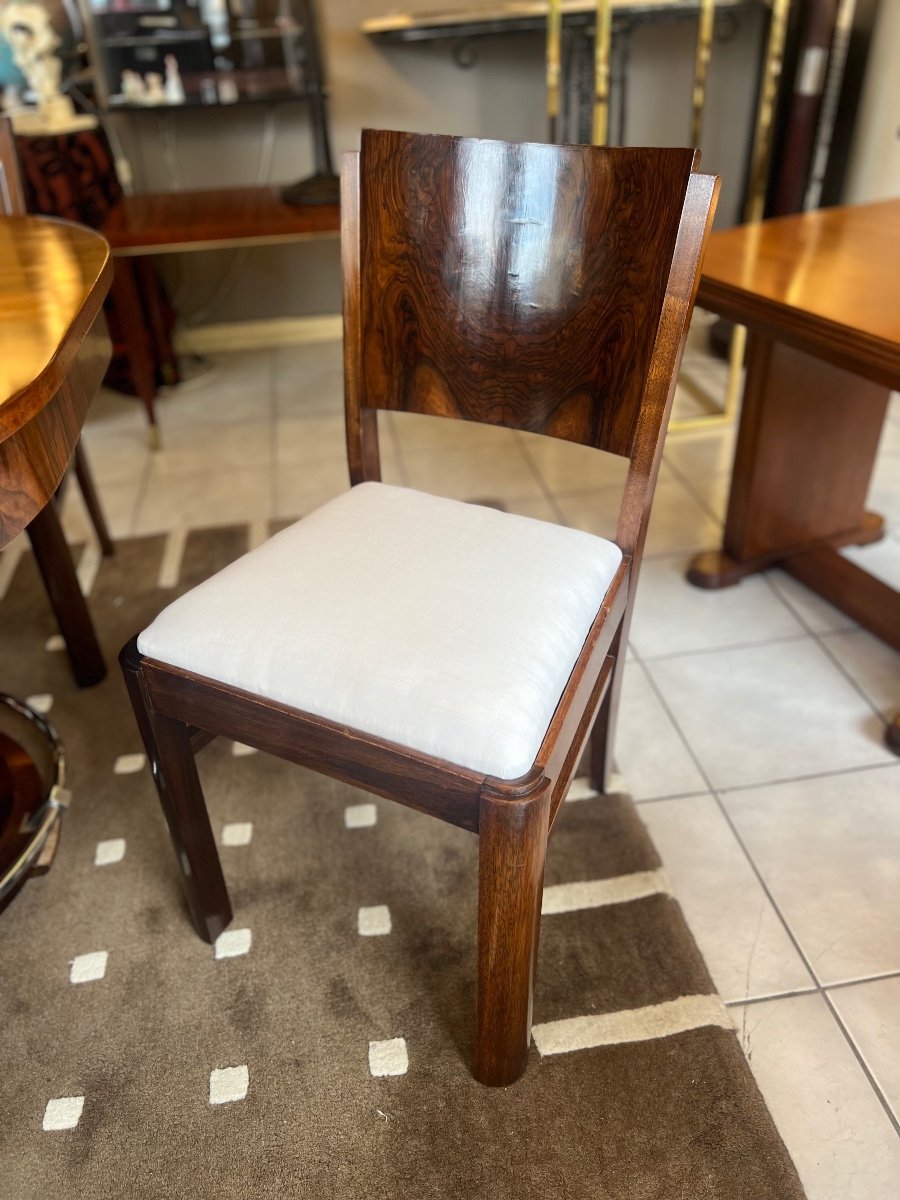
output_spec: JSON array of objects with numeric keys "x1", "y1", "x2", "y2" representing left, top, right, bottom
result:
[
  {"x1": 697, "y1": 199, "x2": 900, "y2": 388},
  {"x1": 102, "y1": 188, "x2": 340, "y2": 256},
  {"x1": 0, "y1": 217, "x2": 112, "y2": 442}
]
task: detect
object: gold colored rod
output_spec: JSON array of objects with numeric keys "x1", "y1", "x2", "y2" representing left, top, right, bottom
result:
[
  {"x1": 592, "y1": 0, "x2": 612, "y2": 145},
  {"x1": 547, "y1": 0, "x2": 563, "y2": 143},
  {"x1": 672, "y1": 0, "x2": 791, "y2": 437},
  {"x1": 743, "y1": 0, "x2": 792, "y2": 223},
  {"x1": 690, "y1": 0, "x2": 716, "y2": 147}
]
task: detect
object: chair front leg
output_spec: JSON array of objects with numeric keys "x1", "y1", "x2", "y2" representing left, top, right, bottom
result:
[
  {"x1": 120, "y1": 639, "x2": 232, "y2": 943},
  {"x1": 475, "y1": 780, "x2": 550, "y2": 1087}
]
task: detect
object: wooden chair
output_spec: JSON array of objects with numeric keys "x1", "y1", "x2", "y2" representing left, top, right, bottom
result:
[{"x1": 120, "y1": 129, "x2": 718, "y2": 1086}]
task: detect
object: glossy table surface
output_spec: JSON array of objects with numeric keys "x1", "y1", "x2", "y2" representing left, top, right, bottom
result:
[
  {"x1": 0, "y1": 217, "x2": 112, "y2": 444},
  {"x1": 698, "y1": 199, "x2": 900, "y2": 388}
]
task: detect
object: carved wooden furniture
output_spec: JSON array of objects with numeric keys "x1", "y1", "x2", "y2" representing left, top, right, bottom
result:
[
  {"x1": 0, "y1": 216, "x2": 113, "y2": 685},
  {"x1": 688, "y1": 200, "x2": 900, "y2": 750},
  {"x1": 120, "y1": 129, "x2": 718, "y2": 1085}
]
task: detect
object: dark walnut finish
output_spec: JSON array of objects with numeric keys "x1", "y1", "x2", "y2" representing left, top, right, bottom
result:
[
  {"x1": 122, "y1": 130, "x2": 719, "y2": 1085},
  {"x1": 689, "y1": 201, "x2": 900, "y2": 671}
]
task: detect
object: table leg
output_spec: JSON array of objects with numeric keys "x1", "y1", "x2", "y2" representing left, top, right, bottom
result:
[
  {"x1": 72, "y1": 441, "x2": 115, "y2": 557},
  {"x1": 110, "y1": 258, "x2": 160, "y2": 442},
  {"x1": 687, "y1": 336, "x2": 896, "y2": 645},
  {"x1": 26, "y1": 503, "x2": 106, "y2": 687}
]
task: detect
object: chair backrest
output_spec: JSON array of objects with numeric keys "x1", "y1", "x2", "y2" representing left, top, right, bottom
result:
[
  {"x1": 0, "y1": 117, "x2": 26, "y2": 216},
  {"x1": 342, "y1": 129, "x2": 718, "y2": 555}
]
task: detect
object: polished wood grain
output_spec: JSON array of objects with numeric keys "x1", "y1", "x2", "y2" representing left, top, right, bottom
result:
[
  {"x1": 0, "y1": 218, "x2": 112, "y2": 449},
  {"x1": 476, "y1": 778, "x2": 551, "y2": 1086},
  {"x1": 689, "y1": 202, "x2": 900, "y2": 667},
  {"x1": 123, "y1": 131, "x2": 718, "y2": 1085},
  {"x1": 697, "y1": 200, "x2": 900, "y2": 390},
  {"x1": 121, "y1": 642, "x2": 232, "y2": 942},
  {"x1": 0, "y1": 217, "x2": 112, "y2": 682},
  {"x1": 356, "y1": 130, "x2": 697, "y2": 458},
  {"x1": 102, "y1": 188, "x2": 340, "y2": 256}
]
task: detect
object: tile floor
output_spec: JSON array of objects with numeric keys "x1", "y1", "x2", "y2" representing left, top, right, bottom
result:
[{"x1": 33, "y1": 317, "x2": 900, "y2": 1196}]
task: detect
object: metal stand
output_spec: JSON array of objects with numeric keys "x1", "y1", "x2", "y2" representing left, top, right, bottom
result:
[{"x1": 282, "y1": 0, "x2": 340, "y2": 208}]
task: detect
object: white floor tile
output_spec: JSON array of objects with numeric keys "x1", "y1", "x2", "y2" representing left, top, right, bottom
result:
[
  {"x1": 519, "y1": 434, "x2": 628, "y2": 494},
  {"x1": 663, "y1": 427, "x2": 736, "y2": 479},
  {"x1": 614, "y1": 663, "x2": 708, "y2": 800},
  {"x1": 401, "y1": 443, "x2": 541, "y2": 506},
  {"x1": 61, "y1": 477, "x2": 144, "y2": 541},
  {"x1": 143, "y1": 421, "x2": 272, "y2": 476},
  {"x1": 630, "y1": 557, "x2": 804, "y2": 658},
  {"x1": 840, "y1": 537, "x2": 900, "y2": 590},
  {"x1": 640, "y1": 795, "x2": 813, "y2": 1002},
  {"x1": 723, "y1": 766, "x2": 900, "y2": 985},
  {"x1": 557, "y1": 476, "x2": 721, "y2": 556},
  {"x1": 135, "y1": 467, "x2": 273, "y2": 535},
  {"x1": 821, "y1": 629, "x2": 900, "y2": 721},
  {"x1": 732, "y1": 993, "x2": 900, "y2": 1200},
  {"x1": 647, "y1": 639, "x2": 894, "y2": 790},
  {"x1": 767, "y1": 572, "x2": 859, "y2": 635},
  {"x1": 274, "y1": 459, "x2": 351, "y2": 519},
  {"x1": 829, "y1": 976, "x2": 900, "y2": 1123}
]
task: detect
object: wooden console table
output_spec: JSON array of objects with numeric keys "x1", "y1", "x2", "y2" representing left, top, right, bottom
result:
[
  {"x1": 0, "y1": 216, "x2": 113, "y2": 686},
  {"x1": 687, "y1": 199, "x2": 900, "y2": 750}
]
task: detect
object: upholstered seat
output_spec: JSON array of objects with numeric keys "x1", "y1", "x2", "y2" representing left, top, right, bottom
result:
[{"x1": 138, "y1": 482, "x2": 623, "y2": 779}]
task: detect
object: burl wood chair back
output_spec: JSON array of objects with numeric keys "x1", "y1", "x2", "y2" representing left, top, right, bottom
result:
[
  {"x1": 345, "y1": 130, "x2": 714, "y2": 561},
  {"x1": 121, "y1": 130, "x2": 717, "y2": 1088}
]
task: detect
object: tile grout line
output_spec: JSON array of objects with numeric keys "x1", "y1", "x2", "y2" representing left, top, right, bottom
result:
[
  {"x1": 822, "y1": 989, "x2": 900, "y2": 1138},
  {"x1": 629, "y1": 644, "x2": 900, "y2": 1136},
  {"x1": 660, "y1": 450, "x2": 729, "y2": 525},
  {"x1": 758, "y1": 566, "x2": 890, "y2": 732},
  {"x1": 825, "y1": 967, "x2": 900, "y2": 993}
]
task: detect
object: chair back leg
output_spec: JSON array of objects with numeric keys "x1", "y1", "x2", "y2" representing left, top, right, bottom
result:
[
  {"x1": 120, "y1": 639, "x2": 232, "y2": 943},
  {"x1": 475, "y1": 782, "x2": 550, "y2": 1086}
]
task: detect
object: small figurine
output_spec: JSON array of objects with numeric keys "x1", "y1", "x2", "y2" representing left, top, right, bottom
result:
[
  {"x1": 120, "y1": 69, "x2": 146, "y2": 104},
  {"x1": 0, "y1": 1, "x2": 95, "y2": 133},
  {"x1": 144, "y1": 72, "x2": 166, "y2": 105},
  {"x1": 164, "y1": 55, "x2": 185, "y2": 104}
]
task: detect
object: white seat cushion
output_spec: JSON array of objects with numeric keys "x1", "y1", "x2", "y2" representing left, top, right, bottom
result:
[{"x1": 137, "y1": 483, "x2": 622, "y2": 780}]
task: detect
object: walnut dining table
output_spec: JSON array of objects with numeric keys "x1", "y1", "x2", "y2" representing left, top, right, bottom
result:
[
  {"x1": 687, "y1": 199, "x2": 900, "y2": 751},
  {"x1": 0, "y1": 215, "x2": 113, "y2": 687}
]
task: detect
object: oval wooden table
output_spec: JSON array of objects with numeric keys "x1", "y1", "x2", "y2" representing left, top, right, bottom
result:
[
  {"x1": 688, "y1": 199, "x2": 900, "y2": 752},
  {"x1": 0, "y1": 215, "x2": 113, "y2": 904},
  {"x1": 0, "y1": 215, "x2": 113, "y2": 686}
]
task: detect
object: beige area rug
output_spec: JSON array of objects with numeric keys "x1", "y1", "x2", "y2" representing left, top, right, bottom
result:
[{"x1": 0, "y1": 525, "x2": 806, "y2": 1199}]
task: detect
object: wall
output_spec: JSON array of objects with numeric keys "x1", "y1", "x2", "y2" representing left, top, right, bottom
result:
[
  {"x1": 843, "y1": 0, "x2": 900, "y2": 204},
  {"x1": 106, "y1": 0, "x2": 766, "y2": 326}
]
